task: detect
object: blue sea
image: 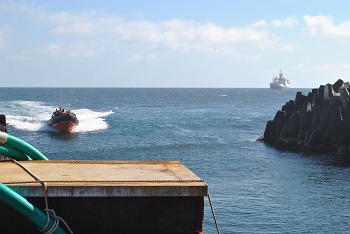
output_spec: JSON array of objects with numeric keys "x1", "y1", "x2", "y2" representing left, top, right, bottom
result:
[{"x1": 1, "y1": 88, "x2": 350, "y2": 233}]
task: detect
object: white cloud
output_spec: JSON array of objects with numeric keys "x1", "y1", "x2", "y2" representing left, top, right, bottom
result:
[
  {"x1": 304, "y1": 15, "x2": 350, "y2": 38},
  {"x1": 37, "y1": 43, "x2": 62, "y2": 56},
  {"x1": 47, "y1": 11, "x2": 115, "y2": 35},
  {"x1": 35, "y1": 8, "x2": 294, "y2": 54},
  {"x1": 3, "y1": 2, "x2": 297, "y2": 60},
  {"x1": 271, "y1": 16, "x2": 298, "y2": 27},
  {"x1": 128, "y1": 53, "x2": 157, "y2": 63},
  {"x1": 296, "y1": 63, "x2": 350, "y2": 72},
  {"x1": 37, "y1": 42, "x2": 106, "y2": 58},
  {"x1": 251, "y1": 20, "x2": 267, "y2": 28}
]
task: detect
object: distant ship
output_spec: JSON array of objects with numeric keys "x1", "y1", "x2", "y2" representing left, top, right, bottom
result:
[{"x1": 270, "y1": 70, "x2": 290, "y2": 90}]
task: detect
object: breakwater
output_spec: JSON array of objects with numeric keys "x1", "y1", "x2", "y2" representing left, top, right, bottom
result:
[{"x1": 262, "y1": 79, "x2": 350, "y2": 154}]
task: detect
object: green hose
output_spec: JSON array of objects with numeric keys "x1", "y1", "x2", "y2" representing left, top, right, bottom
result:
[
  {"x1": 0, "y1": 183, "x2": 66, "y2": 234},
  {"x1": 0, "y1": 132, "x2": 67, "y2": 233},
  {"x1": 5, "y1": 134, "x2": 48, "y2": 160},
  {"x1": 0, "y1": 145, "x2": 32, "y2": 161}
]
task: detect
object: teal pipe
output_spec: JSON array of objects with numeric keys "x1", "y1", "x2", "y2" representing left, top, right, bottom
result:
[
  {"x1": 0, "y1": 183, "x2": 66, "y2": 234},
  {"x1": 0, "y1": 145, "x2": 32, "y2": 161},
  {"x1": 0, "y1": 133, "x2": 67, "y2": 233},
  {"x1": 5, "y1": 134, "x2": 48, "y2": 160}
]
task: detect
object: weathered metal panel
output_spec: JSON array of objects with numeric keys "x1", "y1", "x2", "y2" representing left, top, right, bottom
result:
[{"x1": 0, "y1": 160, "x2": 208, "y2": 197}]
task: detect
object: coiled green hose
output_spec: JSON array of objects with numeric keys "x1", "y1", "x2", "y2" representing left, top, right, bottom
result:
[
  {"x1": 0, "y1": 144, "x2": 31, "y2": 161},
  {"x1": 0, "y1": 132, "x2": 66, "y2": 233},
  {"x1": 0, "y1": 183, "x2": 66, "y2": 234},
  {"x1": 5, "y1": 134, "x2": 48, "y2": 160}
]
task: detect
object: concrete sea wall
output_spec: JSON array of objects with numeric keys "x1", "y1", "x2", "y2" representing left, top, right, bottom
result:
[{"x1": 262, "y1": 79, "x2": 350, "y2": 155}]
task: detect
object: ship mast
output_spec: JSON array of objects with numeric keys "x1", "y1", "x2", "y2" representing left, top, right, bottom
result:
[{"x1": 60, "y1": 89, "x2": 63, "y2": 109}]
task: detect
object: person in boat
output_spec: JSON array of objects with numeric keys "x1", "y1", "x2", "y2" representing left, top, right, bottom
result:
[{"x1": 52, "y1": 109, "x2": 58, "y2": 118}]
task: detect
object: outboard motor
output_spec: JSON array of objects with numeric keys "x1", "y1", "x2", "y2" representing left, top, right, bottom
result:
[{"x1": 0, "y1": 114, "x2": 7, "y2": 133}]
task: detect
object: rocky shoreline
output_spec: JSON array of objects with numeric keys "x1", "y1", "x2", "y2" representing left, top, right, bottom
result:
[{"x1": 260, "y1": 79, "x2": 350, "y2": 155}]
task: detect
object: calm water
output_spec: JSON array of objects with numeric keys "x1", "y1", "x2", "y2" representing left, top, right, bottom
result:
[{"x1": 1, "y1": 88, "x2": 350, "y2": 233}]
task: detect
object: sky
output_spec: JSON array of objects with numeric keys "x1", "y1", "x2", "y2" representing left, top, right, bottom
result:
[{"x1": 1, "y1": 0, "x2": 350, "y2": 88}]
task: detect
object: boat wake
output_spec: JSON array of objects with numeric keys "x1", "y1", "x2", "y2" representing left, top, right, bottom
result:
[
  {"x1": 73, "y1": 109, "x2": 113, "y2": 133},
  {"x1": 2, "y1": 101, "x2": 113, "y2": 133}
]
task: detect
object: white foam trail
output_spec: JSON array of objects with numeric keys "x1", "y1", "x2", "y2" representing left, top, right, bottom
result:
[
  {"x1": 72, "y1": 109, "x2": 114, "y2": 133},
  {"x1": 4, "y1": 101, "x2": 51, "y2": 131},
  {"x1": 3, "y1": 101, "x2": 114, "y2": 132}
]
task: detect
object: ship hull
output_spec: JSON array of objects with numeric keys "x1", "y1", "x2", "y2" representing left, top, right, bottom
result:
[
  {"x1": 47, "y1": 113, "x2": 79, "y2": 132},
  {"x1": 270, "y1": 83, "x2": 290, "y2": 90}
]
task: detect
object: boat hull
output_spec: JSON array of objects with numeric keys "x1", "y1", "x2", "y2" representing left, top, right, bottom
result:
[
  {"x1": 47, "y1": 113, "x2": 79, "y2": 132},
  {"x1": 270, "y1": 83, "x2": 290, "y2": 90}
]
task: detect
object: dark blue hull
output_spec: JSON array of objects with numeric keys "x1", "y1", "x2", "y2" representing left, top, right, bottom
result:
[{"x1": 47, "y1": 113, "x2": 79, "y2": 132}]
